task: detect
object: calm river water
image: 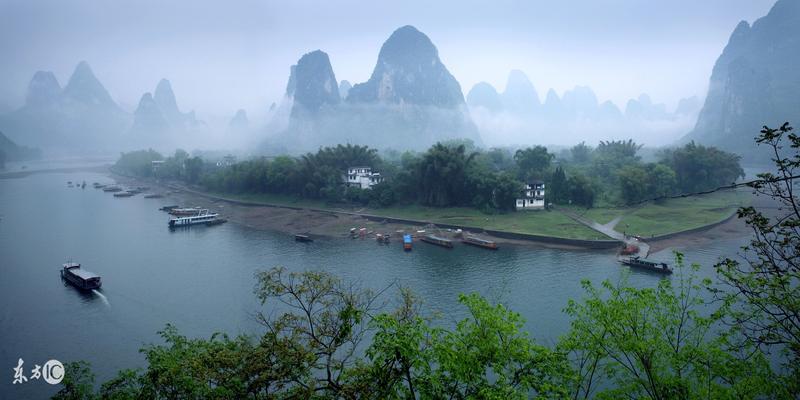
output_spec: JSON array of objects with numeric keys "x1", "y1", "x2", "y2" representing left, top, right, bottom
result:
[{"x1": 0, "y1": 170, "x2": 750, "y2": 398}]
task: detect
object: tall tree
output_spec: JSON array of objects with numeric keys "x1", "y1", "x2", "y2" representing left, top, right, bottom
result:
[
  {"x1": 514, "y1": 145, "x2": 554, "y2": 180},
  {"x1": 549, "y1": 166, "x2": 569, "y2": 205},
  {"x1": 570, "y1": 141, "x2": 593, "y2": 165},
  {"x1": 416, "y1": 143, "x2": 476, "y2": 207}
]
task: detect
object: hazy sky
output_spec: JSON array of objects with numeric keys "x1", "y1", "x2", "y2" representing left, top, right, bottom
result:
[{"x1": 0, "y1": 0, "x2": 777, "y2": 119}]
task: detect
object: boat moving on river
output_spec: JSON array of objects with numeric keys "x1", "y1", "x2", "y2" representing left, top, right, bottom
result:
[
  {"x1": 61, "y1": 262, "x2": 102, "y2": 290},
  {"x1": 620, "y1": 256, "x2": 673, "y2": 274},
  {"x1": 168, "y1": 209, "x2": 220, "y2": 228}
]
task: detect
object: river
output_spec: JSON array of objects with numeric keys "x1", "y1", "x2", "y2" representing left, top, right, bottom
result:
[{"x1": 0, "y1": 169, "x2": 751, "y2": 398}]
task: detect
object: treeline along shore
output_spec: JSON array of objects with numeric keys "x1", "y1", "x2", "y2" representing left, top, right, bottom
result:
[{"x1": 110, "y1": 139, "x2": 749, "y2": 245}]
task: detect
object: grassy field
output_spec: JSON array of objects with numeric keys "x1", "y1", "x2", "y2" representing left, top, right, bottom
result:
[
  {"x1": 201, "y1": 189, "x2": 750, "y2": 241},
  {"x1": 564, "y1": 190, "x2": 749, "y2": 238},
  {"x1": 204, "y1": 191, "x2": 607, "y2": 239},
  {"x1": 364, "y1": 205, "x2": 609, "y2": 240}
]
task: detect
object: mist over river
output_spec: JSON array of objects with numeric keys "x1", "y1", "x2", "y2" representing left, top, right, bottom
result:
[{"x1": 0, "y1": 170, "x2": 750, "y2": 398}]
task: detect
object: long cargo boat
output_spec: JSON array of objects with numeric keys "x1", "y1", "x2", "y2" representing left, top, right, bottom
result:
[
  {"x1": 461, "y1": 235, "x2": 498, "y2": 250},
  {"x1": 61, "y1": 262, "x2": 102, "y2": 290},
  {"x1": 168, "y1": 209, "x2": 219, "y2": 228},
  {"x1": 620, "y1": 256, "x2": 673, "y2": 274},
  {"x1": 420, "y1": 234, "x2": 454, "y2": 248}
]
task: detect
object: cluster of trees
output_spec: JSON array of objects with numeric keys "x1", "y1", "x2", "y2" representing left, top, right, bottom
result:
[
  {"x1": 114, "y1": 139, "x2": 743, "y2": 213},
  {"x1": 56, "y1": 125, "x2": 800, "y2": 399},
  {"x1": 112, "y1": 149, "x2": 206, "y2": 184},
  {"x1": 559, "y1": 139, "x2": 745, "y2": 206}
]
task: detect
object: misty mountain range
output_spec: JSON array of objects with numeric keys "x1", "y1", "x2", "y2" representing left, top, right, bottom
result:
[
  {"x1": 466, "y1": 70, "x2": 702, "y2": 146},
  {"x1": 0, "y1": 0, "x2": 797, "y2": 163},
  {"x1": 267, "y1": 25, "x2": 480, "y2": 152}
]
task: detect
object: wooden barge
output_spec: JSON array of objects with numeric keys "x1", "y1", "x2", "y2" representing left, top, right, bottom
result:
[
  {"x1": 420, "y1": 234, "x2": 453, "y2": 249},
  {"x1": 461, "y1": 235, "x2": 498, "y2": 250},
  {"x1": 61, "y1": 262, "x2": 102, "y2": 291},
  {"x1": 621, "y1": 256, "x2": 673, "y2": 274}
]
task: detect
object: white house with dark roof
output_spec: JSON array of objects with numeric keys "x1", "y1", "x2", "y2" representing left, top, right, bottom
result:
[
  {"x1": 516, "y1": 180, "x2": 545, "y2": 210},
  {"x1": 345, "y1": 166, "x2": 383, "y2": 189}
]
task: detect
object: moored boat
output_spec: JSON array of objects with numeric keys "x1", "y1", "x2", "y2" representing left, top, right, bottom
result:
[
  {"x1": 420, "y1": 234, "x2": 453, "y2": 248},
  {"x1": 61, "y1": 262, "x2": 102, "y2": 291},
  {"x1": 205, "y1": 218, "x2": 227, "y2": 226},
  {"x1": 113, "y1": 191, "x2": 135, "y2": 197},
  {"x1": 462, "y1": 235, "x2": 498, "y2": 250},
  {"x1": 169, "y1": 207, "x2": 202, "y2": 216},
  {"x1": 103, "y1": 186, "x2": 122, "y2": 192},
  {"x1": 144, "y1": 193, "x2": 164, "y2": 198},
  {"x1": 168, "y1": 209, "x2": 219, "y2": 228},
  {"x1": 160, "y1": 205, "x2": 179, "y2": 211},
  {"x1": 620, "y1": 256, "x2": 673, "y2": 274},
  {"x1": 403, "y1": 234, "x2": 413, "y2": 251}
]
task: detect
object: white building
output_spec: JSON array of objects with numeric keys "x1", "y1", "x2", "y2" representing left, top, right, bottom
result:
[
  {"x1": 345, "y1": 166, "x2": 383, "y2": 189},
  {"x1": 216, "y1": 155, "x2": 237, "y2": 167},
  {"x1": 516, "y1": 180, "x2": 545, "y2": 210}
]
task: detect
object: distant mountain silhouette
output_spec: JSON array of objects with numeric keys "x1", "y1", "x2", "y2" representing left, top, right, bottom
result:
[
  {"x1": 0, "y1": 130, "x2": 40, "y2": 164},
  {"x1": 0, "y1": 61, "x2": 130, "y2": 151},
  {"x1": 683, "y1": 0, "x2": 800, "y2": 162},
  {"x1": 128, "y1": 79, "x2": 204, "y2": 148},
  {"x1": 270, "y1": 25, "x2": 480, "y2": 152}
]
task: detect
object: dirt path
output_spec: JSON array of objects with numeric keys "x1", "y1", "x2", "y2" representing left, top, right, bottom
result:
[{"x1": 556, "y1": 208, "x2": 650, "y2": 257}]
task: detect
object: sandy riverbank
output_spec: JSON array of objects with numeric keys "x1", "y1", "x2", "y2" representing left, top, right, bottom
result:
[
  {"x1": 111, "y1": 175, "x2": 607, "y2": 250},
  {"x1": 109, "y1": 173, "x2": 756, "y2": 252}
]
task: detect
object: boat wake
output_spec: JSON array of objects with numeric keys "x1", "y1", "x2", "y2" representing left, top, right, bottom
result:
[{"x1": 92, "y1": 289, "x2": 110, "y2": 306}]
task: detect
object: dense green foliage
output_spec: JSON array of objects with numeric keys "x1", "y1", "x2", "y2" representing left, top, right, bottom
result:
[
  {"x1": 55, "y1": 254, "x2": 791, "y2": 399},
  {"x1": 662, "y1": 141, "x2": 745, "y2": 193},
  {"x1": 114, "y1": 138, "x2": 743, "y2": 213}
]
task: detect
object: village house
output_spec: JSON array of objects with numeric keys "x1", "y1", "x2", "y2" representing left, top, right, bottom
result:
[
  {"x1": 345, "y1": 166, "x2": 383, "y2": 189},
  {"x1": 516, "y1": 180, "x2": 545, "y2": 210},
  {"x1": 216, "y1": 155, "x2": 237, "y2": 167}
]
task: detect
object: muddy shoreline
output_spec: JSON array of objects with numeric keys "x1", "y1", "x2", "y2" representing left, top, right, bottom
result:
[
  {"x1": 110, "y1": 175, "x2": 609, "y2": 250},
  {"x1": 107, "y1": 172, "x2": 750, "y2": 251}
]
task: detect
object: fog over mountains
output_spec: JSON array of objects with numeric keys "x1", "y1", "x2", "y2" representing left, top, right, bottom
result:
[
  {"x1": 266, "y1": 26, "x2": 480, "y2": 152},
  {"x1": 467, "y1": 70, "x2": 702, "y2": 147},
  {"x1": 0, "y1": 0, "x2": 795, "y2": 163},
  {"x1": 1, "y1": 61, "x2": 129, "y2": 151}
]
